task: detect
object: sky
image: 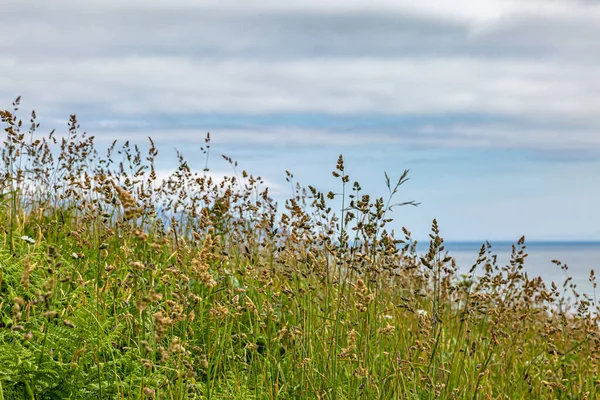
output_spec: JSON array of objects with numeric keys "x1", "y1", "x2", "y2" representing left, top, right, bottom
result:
[{"x1": 1, "y1": 0, "x2": 600, "y2": 242}]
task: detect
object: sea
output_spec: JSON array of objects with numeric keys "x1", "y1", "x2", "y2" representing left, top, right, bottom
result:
[{"x1": 415, "y1": 241, "x2": 600, "y2": 300}]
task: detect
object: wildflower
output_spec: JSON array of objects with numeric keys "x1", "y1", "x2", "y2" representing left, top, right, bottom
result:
[{"x1": 21, "y1": 235, "x2": 35, "y2": 244}]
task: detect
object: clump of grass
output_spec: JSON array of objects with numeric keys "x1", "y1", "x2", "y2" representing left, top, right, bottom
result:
[{"x1": 0, "y1": 97, "x2": 599, "y2": 399}]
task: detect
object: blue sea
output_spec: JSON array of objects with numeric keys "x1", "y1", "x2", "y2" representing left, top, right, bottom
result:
[{"x1": 415, "y1": 241, "x2": 600, "y2": 299}]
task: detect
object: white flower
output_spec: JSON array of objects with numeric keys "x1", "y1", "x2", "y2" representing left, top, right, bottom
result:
[
  {"x1": 20, "y1": 236, "x2": 35, "y2": 244},
  {"x1": 416, "y1": 309, "x2": 428, "y2": 317}
]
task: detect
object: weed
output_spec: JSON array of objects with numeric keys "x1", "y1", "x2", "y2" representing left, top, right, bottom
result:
[{"x1": 0, "y1": 98, "x2": 598, "y2": 399}]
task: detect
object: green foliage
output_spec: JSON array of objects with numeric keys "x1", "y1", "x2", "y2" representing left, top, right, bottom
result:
[{"x1": 0, "y1": 99, "x2": 598, "y2": 399}]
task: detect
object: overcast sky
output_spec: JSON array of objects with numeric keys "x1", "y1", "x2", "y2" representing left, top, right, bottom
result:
[{"x1": 2, "y1": 0, "x2": 600, "y2": 241}]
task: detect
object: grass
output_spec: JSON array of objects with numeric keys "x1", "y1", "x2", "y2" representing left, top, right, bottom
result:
[{"x1": 0, "y1": 97, "x2": 599, "y2": 399}]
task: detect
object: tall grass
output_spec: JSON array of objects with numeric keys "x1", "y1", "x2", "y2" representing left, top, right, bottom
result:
[{"x1": 0, "y1": 98, "x2": 598, "y2": 399}]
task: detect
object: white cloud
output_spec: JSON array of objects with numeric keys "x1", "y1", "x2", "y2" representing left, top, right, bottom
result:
[
  {"x1": 6, "y1": 0, "x2": 593, "y2": 24},
  {"x1": 84, "y1": 121, "x2": 600, "y2": 154},
  {"x1": 3, "y1": 56, "x2": 600, "y2": 124},
  {"x1": 153, "y1": 169, "x2": 284, "y2": 196},
  {"x1": 2, "y1": 0, "x2": 600, "y2": 152}
]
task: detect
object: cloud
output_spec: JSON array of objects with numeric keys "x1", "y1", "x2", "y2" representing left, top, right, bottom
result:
[
  {"x1": 2, "y1": 0, "x2": 600, "y2": 153},
  {"x1": 3, "y1": 0, "x2": 600, "y2": 243},
  {"x1": 3, "y1": 0, "x2": 599, "y2": 61},
  {"x1": 4, "y1": 0, "x2": 590, "y2": 25},
  {"x1": 3, "y1": 56, "x2": 600, "y2": 120},
  {"x1": 80, "y1": 114, "x2": 600, "y2": 154},
  {"x1": 153, "y1": 168, "x2": 285, "y2": 196}
]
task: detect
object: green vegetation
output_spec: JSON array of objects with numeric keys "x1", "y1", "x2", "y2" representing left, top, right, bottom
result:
[{"x1": 0, "y1": 97, "x2": 598, "y2": 399}]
